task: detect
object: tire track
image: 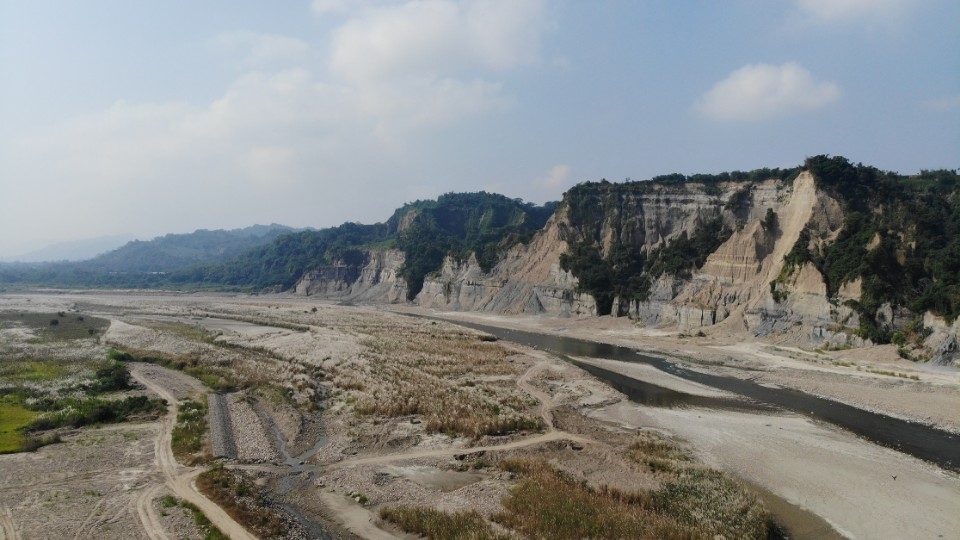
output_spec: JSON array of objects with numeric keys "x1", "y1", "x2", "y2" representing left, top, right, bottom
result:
[
  {"x1": 131, "y1": 363, "x2": 257, "y2": 540},
  {"x1": 0, "y1": 506, "x2": 19, "y2": 540}
]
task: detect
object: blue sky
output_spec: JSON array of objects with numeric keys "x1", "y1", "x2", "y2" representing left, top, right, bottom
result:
[{"x1": 1, "y1": 0, "x2": 958, "y2": 258}]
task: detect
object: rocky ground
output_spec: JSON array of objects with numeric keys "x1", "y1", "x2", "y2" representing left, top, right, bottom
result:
[{"x1": 1, "y1": 291, "x2": 958, "y2": 539}]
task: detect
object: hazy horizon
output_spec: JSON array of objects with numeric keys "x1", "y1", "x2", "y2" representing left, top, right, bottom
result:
[{"x1": 2, "y1": 0, "x2": 957, "y2": 258}]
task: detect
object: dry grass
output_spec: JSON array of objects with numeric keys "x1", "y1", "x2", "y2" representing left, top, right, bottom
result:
[
  {"x1": 196, "y1": 465, "x2": 288, "y2": 539},
  {"x1": 333, "y1": 317, "x2": 541, "y2": 438},
  {"x1": 626, "y1": 431, "x2": 691, "y2": 473},
  {"x1": 653, "y1": 467, "x2": 772, "y2": 539},
  {"x1": 494, "y1": 458, "x2": 692, "y2": 540},
  {"x1": 379, "y1": 506, "x2": 510, "y2": 540},
  {"x1": 491, "y1": 457, "x2": 772, "y2": 540},
  {"x1": 624, "y1": 432, "x2": 773, "y2": 539}
]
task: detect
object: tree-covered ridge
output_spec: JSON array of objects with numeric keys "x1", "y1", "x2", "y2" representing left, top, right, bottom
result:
[
  {"x1": 169, "y1": 222, "x2": 390, "y2": 291},
  {"x1": 78, "y1": 223, "x2": 296, "y2": 273},
  {"x1": 390, "y1": 192, "x2": 556, "y2": 298},
  {"x1": 0, "y1": 224, "x2": 298, "y2": 289},
  {"x1": 178, "y1": 191, "x2": 557, "y2": 296},
  {"x1": 1, "y1": 193, "x2": 556, "y2": 294},
  {"x1": 793, "y1": 155, "x2": 960, "y2": 339}
]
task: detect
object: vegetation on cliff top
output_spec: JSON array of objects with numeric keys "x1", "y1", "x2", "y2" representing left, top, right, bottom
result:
[
  {"x1": 392, "y1": 192, "x2": 555, "y2": 298},
  {"x1": 789, "y1": 155, "x2": 960, "y2": 339}
]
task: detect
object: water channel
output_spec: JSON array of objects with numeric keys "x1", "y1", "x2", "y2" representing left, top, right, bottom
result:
[{"x1": 440, "y1": 318, "x2": 960, "y2": 473}]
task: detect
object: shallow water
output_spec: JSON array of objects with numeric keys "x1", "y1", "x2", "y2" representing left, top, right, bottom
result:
[{"x1": 439, "y1": 319, "x2": 960, "y2": 472}]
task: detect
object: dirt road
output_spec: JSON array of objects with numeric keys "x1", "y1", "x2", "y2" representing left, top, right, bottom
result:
[{"x1": 130, "y1": 363, "x2": 257, "y2": 540}]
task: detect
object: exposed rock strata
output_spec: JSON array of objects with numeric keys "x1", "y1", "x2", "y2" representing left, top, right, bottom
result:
[{"x1": 292, "y1": 172, "x2": 959, "y2": 362}]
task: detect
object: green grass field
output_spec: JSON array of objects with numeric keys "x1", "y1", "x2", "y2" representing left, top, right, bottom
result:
[
  {"x1": 0, "y1": 401, "x2": 39, "y2": 453},
  {"x1": 0, "y1": 359, "x2": 68, "y2": 382}
]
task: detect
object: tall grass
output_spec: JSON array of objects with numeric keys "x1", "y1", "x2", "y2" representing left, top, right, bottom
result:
[
  {"x1": 331, "y1": 318, "x2": 541, "y2": 438},
  {"x1": 626, "y1": 431, "x2": 691, "y2": 473},
  {"x1": 495, "y1": 458, "x2": 692, "y2": 540},
  {"x1": 379, "y1": 506, "x2": 510, "y2": 540},
  {"x1": 492, "y1": 457, "x2": 773, "y2": 540},
  {"x1": 654, "y1": 468, "x2": 772, "y2": 539}
]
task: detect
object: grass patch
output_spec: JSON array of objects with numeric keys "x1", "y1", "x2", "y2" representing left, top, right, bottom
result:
[
  {"x1": 196, "y1": 465, "x2": 287, "y2": 539},
  {"x1": 109, "y1": 347, "x2": 239, "y2": 393},
  {"x1": 379, "y1": 506, "x2": 509, "y2": 540},
  {"x1": 0, "y1": 401, "x2": 38, "y2": 453},
  {"x1": 0, "y1": 360, "x2": 67, "y2": 382},
  {"x1": 624, "y1": 432, "x2": 772, "y2": 538},
  {"x1": 0, "y1": 353, "x2": 160, "y2": 453},
  {"x1": 494, "y1": 458, "x2": 688, "y2": 539},
  {"x1": 626, "y1": 432, "x2": 691, "y2": 473},
  {"x1": 655, "y1": 468, "x2": 772, "y2": 539},
  {"x1": 25, "y1": 395, "x2": 166, "y2": 431},
  {"x1": 494, "y1": 458, "x2": 772, "y2": 540},
  {"x1": 171, "y1": 398, "x2": 210, "y2": 464}
]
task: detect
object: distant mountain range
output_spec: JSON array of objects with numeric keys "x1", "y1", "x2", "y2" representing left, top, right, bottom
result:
[
  {"x1": 0, "y1": 224, "x2": 299, "y2": 286},
  {"x1": 4, "y1": 234, "x2": 135, "y2": 263}
]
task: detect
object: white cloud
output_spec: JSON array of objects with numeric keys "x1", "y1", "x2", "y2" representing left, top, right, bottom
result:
[
  {"x1": 325, "y1": 0, "x2": 544, "y2": 134},
  {"x1": 329, "y1": 0, "x2": 544, "y2": 82},
  {"x1": 924, "y1": 94, "x2": 960, "y2": 112},
  {"x1": 210, "y1": 31, "x2": 310, "y2": 68},
  {"x1": 694, "y1": 62, "x2": 840, "y2": 122},
  {"x1": 542, "y1": 164, "x2": 571, "y2": 189},
  {"x1": 0, "y1": 2, "x2": 551, "y2": 255},
  {"x1": 794, "y1": 0, "x2": 915, "y2": 23}
]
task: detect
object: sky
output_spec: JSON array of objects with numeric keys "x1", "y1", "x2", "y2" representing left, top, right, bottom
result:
[{"x1": 1, "y1": 0, "x2": 958, "y2": 259}]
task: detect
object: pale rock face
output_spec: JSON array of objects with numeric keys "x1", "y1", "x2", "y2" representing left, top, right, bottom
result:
[
  {"x1": 923, "y1": 312, "x2": 960, "y2": 366},
  {"x1": 837, "y1": 278, "x2": 862, "y2": 302},
  {"x1": 418, "y1": 210, "x2": 596, "y2": 317},
  {"x1": 294, "y1": 249, "x2": 407, "y2": 303},
  {"x1": 292, "y1": 171, "x2": 952, "y2": 350}
]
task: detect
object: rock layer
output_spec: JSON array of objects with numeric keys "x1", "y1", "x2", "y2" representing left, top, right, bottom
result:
[{"x1": 293, "y1": 172, "x2": 958, "y2": 363}]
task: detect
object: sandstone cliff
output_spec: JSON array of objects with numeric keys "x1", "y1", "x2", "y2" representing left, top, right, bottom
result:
[
  {"x1": 292, "y1": 163, "x2": 960, "y2": 363},
  {"x1": 295, "y1": 249, "x2": 407, "y2": 303}
]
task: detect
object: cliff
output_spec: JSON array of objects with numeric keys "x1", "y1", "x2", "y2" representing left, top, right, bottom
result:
[
  {"x1": 295, "y1": 249, "x2": 408, "y2": 303},
  {"x1": 291, "y1": 159, "x2": 960, "y2": 363}
]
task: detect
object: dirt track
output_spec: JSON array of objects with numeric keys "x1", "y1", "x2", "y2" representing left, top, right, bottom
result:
[{"x1": 129, "y1": 363, "x2": 256, "y2": 540}]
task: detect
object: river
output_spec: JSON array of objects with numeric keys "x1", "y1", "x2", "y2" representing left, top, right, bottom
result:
[{"x1": 439, "y1": 318, "x2": 960, "y2": 473}]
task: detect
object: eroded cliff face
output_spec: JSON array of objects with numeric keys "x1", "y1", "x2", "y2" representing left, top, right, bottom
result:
[
  {"x1": 292, "y1": 171, "x2": 958, "y2": 360},
  {"x1": 418, "y1": 209, "x2": 596, "y2": 316},
  {"x1": 294, "y1": 249, "x2": 407, "y2": 303}
]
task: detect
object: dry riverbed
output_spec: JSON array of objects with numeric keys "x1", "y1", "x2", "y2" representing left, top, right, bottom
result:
[{"x1": 1, "y1": 291, "x2": 958, "y2": 539}]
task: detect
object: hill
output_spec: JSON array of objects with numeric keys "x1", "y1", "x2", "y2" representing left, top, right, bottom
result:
[
  {"x1": 0, "y1": 224, "x2": 297, "y2": 288},
  {"x1": 3, "y1": 157, "x2": 959, "y2": 363},
  {"x1": 169, "y1": 192, "x2": 556, "y2": 294}
]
